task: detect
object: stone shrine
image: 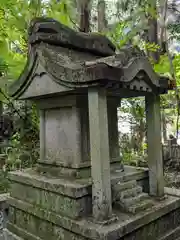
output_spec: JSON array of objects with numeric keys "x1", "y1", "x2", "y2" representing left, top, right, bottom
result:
[{"x1": 4, "y1": 18, "x2": 180, "y2": 240}]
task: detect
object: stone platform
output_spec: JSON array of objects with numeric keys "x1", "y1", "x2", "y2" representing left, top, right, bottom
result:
[
  {"x1": 3, "y1": 166, "x2": 180, "y2": 240},
  {"x1": 6, "y1": 165, "x2": 149, "y2": 220},
  {"x1": 3, "y1": 192, "x2": 180, "y2": 240}
]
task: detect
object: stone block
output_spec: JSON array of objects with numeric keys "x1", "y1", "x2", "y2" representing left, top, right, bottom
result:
[
  {"x1": 120, "y1": 186, "x2": 142, "y2": 199},
  {"x1": 36, "y1": 163, "x2": 91, "y2": 179},
  {"x1": 0, "y1": 193, "x2": 9, "y2": 232},
  {"x1": 7, "y1": 208, "x2": 88, "y2": 240},
  {"x1": 10, "y1": 183, "x2": 91, "y2": 219},
  {"x1": 8, "y1": 170, "x2": 91, "y2": 219},
  {"x1": 6, "y1": 194, "x2": 180, "y2": 240},
  {"x1": 8, "y1": 170, "x2": 91, "y2": 198}
]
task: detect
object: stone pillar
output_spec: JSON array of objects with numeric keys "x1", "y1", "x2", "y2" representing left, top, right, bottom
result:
[
  {"x1": 39, "y1": 110, "x2": 45, "y2": 162},
  {"x1": 145, "y1": 94, "x2": 164, "y2": 197},
  {"x1": 88, "y1": 88, "x2": 112, "y2": 221},
  {"x1": 107, "y1": 97, "x2": 122, "y2": 166}
]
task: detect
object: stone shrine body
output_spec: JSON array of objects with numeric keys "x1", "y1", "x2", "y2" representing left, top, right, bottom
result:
[{"x1": 4, "y1": 18, "x2": 180, "y2": 240}]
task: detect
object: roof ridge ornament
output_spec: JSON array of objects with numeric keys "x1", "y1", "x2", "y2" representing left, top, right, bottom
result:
[{"x1": 28, "y1": 17, "x2": 116, "y2": 57}]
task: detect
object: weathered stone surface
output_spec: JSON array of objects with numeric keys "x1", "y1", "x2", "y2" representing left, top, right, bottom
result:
[
  {"x1": 119, "y1": 186, "x2": 142, "y2": 199},
  {"x1": 37, "y1": 94, "x2": 92, "y2": 172},
  {"x1": 122, "y1": 207, "x2": 180, "y2": 240},
  {"x1": 7, "y1": 194, "x2": 180, "y2": 240},
  {"x1": 10, "y1": 183, "x2": 91, "y2": 219},
  {"x1": 8, "y1": 167, "x2": 148, "y2": 221},
  {"x1": 112, "y1": 180, "x2": 137, "y2": 198},
  {"x1": 146, "y1": 94, "x2": 164, "y2": 197},
  {"x1": 43, "y1": 107, "x2": 82, "y2": 166},
  {"x1": 36, "y1": 163, "x2": 91, "y2": 179},
  {"x1": 112, "y1": 179, "x2": 153, "y2": 214},
  {"x1": 3, "y1": 229, "x2": 23, "y2": 240},
  {"x1": 9, "y1": 18, "x2": 169, "y2": 99},
  {"x1": 120, "y1": 192, "x2": 149, "y2": 207},
  {"x1": 0, "y1": 193, "x2": 9, "y2": 233},
  {"x1": 8, "y1": 209, "x2": 88, "y2": 240},
  {"x1": 8, "y1": 166, "x2": 148, "y2": 199},
  {"x1": 36, "y1": 94, "x2": 121, "y2": 177},
  {"x1": 117, "y1": 198, "x2": 154, "y2": 214},
  {"x1": 8, "y1": 170, "x2": 91, "y2": 198},
  {"x1": 111, "y1": 165, "x2": 149, "y2": 186},
  {"x1": 28, "y1": 17, "x2": 116, "y2": 56},
  {"x1": 24, "y1": 93, "x2": 117, "y2": 176},
  {"x1": 107, "y1": 97, "x2": 122, "y2": 164},
  {"x1": 88, "y1": 88, "x2": 112, "y2": 221}
]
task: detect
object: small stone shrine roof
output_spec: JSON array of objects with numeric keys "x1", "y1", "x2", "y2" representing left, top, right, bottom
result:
[{"x1": 9, "y1": 17, "x2": 170, "y2": 99}]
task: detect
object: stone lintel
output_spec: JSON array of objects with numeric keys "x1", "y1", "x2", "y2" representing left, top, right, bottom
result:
[
  {"x1": 7, "y1": 194, "x2": 180, "y2": 240},
  {"x1": 36, "y1": 95, "x2": 81, "y2": 110}
]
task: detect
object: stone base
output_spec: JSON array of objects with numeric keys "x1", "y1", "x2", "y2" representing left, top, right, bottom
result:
[
  {"x1": 9, "y1": 166, "x2": 180, "y2": 240},
  {"x1": 36, "y1": 160, "x2": 124, "y2": 179},
  {"x1": 7, "y1": 166, "x2": 149, "y2": 219},
  {"x1": 3, "y1": 228, "x2": 23, "y2": 240},
  {"x1": 5, "y1": 194, "x2": 180, "y2": 240}
]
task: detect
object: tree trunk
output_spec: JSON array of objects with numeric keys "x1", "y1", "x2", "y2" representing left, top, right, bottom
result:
[
  {"x1": 97, "y1": 0, "x2": 107, "y2": 32},
  {"x1": 147, "y1": 1, "x2": 160, "y2": 63},
  {"x1": 77, "y1": 0, "x2": 91, "y2": 32},
  {"x1": 162, "y1": 110, "x2": 167, "y2": 143},
  {"x1": 158, "y1": 0, "x2": 168, "y2": 54}
]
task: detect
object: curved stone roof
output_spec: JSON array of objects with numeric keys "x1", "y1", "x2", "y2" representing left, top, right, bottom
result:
[{"x1": 9, "y1": 17, "x2": 169, "y2": 99}]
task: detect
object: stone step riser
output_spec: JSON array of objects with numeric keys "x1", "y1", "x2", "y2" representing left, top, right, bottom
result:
[
  {"x1": 120, "y1": 193, "x2": 149, "y2": 208},
  {"x1": 128, "y1": 200, "x2": 154, "y2": 214},
  {"x1": 120, "y1": 186, "x2": 142, "y2": 199},
  {"x1": 112, "y1": 180, "x2": 138, "y2": 201},
  {"x1": 116, "y1": 199, "x2": 153, "y2": 214},
  {"x1": 112, "y1": 180, "x2": 137, "y2": 192}
]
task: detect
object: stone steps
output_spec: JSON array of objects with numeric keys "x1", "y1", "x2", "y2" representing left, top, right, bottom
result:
[
  {"x1": 113, "y1": 180, "x2": 154, "y2": 214},
  {"x1": 113, "y1": 180, "x2": 137, "y2": 192},
  {"x1": 116, "y1": 197, "x2": 154, "y2": 214},
  {"x1": 120, "y1": 186, "x2": 142, "y2": 199},
  {"x1": 112, "y1": 180, "x2": 137, "y2": 201},
  {"x1": 120, "y1": 193, "x2": 149, "y2": 208},
  {"x1": 126, "y1": 199, "x2": 154, "y2": 214}
]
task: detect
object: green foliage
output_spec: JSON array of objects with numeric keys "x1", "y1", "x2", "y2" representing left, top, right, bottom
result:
[
  {"x1": 154, "y1": 55, "x2": 171, "y2": 75},
  {"x1": 0, "y1": 0, "x2": 75, "y2": 84},
  {"x1": 168, "y1": 23, "x2": 180, "y2": 41}
]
